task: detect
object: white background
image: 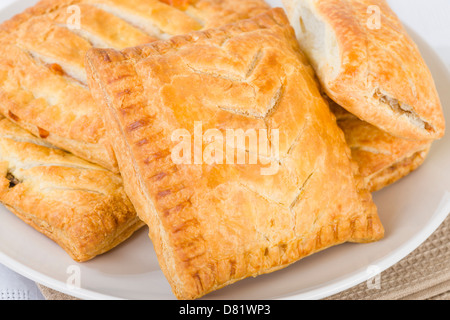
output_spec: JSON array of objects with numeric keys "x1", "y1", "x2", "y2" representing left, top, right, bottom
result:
[{"x1": 0, "y1": 0, "x2": 449, "y2": 300}]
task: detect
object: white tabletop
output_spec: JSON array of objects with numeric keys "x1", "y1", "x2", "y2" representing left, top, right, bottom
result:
[{"x1": 0, "y1": 0, "x2": 449, "y2": 300}]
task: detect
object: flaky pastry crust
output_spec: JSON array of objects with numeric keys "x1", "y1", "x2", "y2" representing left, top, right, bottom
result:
[
  {"x1": 0, "y1": 0, "x2": 270, "y2": 171},
  {"x1": 0, "y1": 117, "x2": 143, "y2": 262},
  {"x1": 331, "y1": 102, "x2": 432, "y2": 192},
  {"x1": 86, "y1": 9, "x2": 384, "y2": 300},
  {"x1": 283, "y1": 0, "x2": 445, "y2": 141}
]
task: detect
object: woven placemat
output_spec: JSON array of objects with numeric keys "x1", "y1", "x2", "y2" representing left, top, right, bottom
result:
[
  {"x1": 37, "y1": 214, "x2": 450, "y2": 300},
  {"x1": 327, "y1": 213, "x2": 450, "y2": 300}
]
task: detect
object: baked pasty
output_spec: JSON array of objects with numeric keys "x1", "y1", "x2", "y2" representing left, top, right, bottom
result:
[
  {"x1": 86, "y1": 9, "x2": 384, "y2": 300},
  {"x1": 282, "y1": 0, "x2": 445, "y2": 141},
  {"x1": 330, "y1": 101, "x2": 432, "y2": 193},
  {"x1": 0, "y1": 117, "x2": 143, "y2": 262},
  {"x1": 0, "y1": 0, "x2": 270, "y2": 171}
]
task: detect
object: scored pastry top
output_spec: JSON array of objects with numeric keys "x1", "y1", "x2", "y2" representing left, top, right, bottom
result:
[
  {"x1": 86, "y1": 8, "x2": 384, "y2": 300},
  {"x1": 0, "y1": 0, "x2": 270, "y2": 171},
  {"x1": 282, "y1": 0, "x2": 445, "y2": 141},
  {"x1": 0, "y1": 116, "x2": 142, "y2": 262}
]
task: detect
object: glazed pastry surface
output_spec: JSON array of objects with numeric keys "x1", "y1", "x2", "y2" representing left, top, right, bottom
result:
[
  {"x1": 0, "y1": 117, "x2": 143, "y2": 262},
  {"x1": 0, "y1": 0, "x2": 270, "y2": 171},
  {"x1": 283, "y1": 0, "x2": 445, "y2": 141},
  {"x1": 86, "y1": 9, "x2": 384, "y2": 299}
]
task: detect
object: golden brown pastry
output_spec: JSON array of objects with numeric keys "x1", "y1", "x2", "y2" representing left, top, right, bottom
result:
[
  {"x1": 330, "y1": 101, "x2": 432, "y2": 192},
  {"x1": 0, "y1": 117, "x2": 144, "y2": 262},
  {"x1": 282, "y1": 0, "x2": 445, "y2": 141},
  {"x1": 0, "y1": 0, "x2": 270, "y2": 171},
  {"x1": 86, "y1": 9, "x2": 384, "y2": 300}
]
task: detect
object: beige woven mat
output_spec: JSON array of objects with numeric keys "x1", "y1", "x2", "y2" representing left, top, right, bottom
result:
[
  {"x1": 327, "y1": 213, "x2": 450, "y2": 300},
  {"x1": 37, "y1": 214, "x2": 450, "y2": 300}
]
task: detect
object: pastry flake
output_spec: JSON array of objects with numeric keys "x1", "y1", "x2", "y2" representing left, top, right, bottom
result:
[
  {"x1": 0, "y1": 0, "x2": 270, "y2": 171},
  {"x1": 86, "y1": 9, "x2": 384, "y2": 299},
  {"x1": 0, "y1": 117, "x2": 144, "y2": 262},
  {"x1": 283, "y1": 0, "x2": 445, "y2": 141}
]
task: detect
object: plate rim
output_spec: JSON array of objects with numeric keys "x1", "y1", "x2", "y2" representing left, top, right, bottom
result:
[{"x1": 279, "y1": 194, "x2": 450, "y2": 300}]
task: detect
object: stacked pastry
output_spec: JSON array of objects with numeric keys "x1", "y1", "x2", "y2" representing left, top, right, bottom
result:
[
  {"x1": 0, "y1": 0, "x2": 444, "y2": 300},
  {"x1": 0, "y1": 0, "x2": 271, "y2": 172},
  {"x1": 0, "y1": 117, "x2": 143, "y2": 262},
  {"x1": 0, "y1": 0, "x2": 271, "y2": 262},
  {"x1": 282, "y1": 0, "x2": 445, "y2": 191}
]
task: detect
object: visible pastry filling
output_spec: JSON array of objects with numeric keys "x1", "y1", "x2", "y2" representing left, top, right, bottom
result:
[
  {"x1": 6, "y1": 172, "x2": 20, "y2": 188},
  {"x1": 374, "y1": 89, "x2": 433, "y2": 132}
]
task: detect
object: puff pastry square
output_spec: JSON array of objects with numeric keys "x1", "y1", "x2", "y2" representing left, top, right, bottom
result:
[
  {"x1": 330, "y1": 101, "x2": 432, "y2": 193},
  {"x1": 0, "y1": 0, "x2": 270, "y2": 171},
  {"x1": 283, "y1": 0, "x2": 445, "y2": 141},
  {"x1": 0, "y1": 117, "x2": 143, "y2": 262},
  {"x1": 86, "y1": 9, "x2": 384, "y2": 300}
]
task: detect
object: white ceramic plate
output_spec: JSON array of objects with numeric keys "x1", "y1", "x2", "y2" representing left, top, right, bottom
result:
[{"x1": 0, "y1": 0, "x2": 449, "y2": 300}]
